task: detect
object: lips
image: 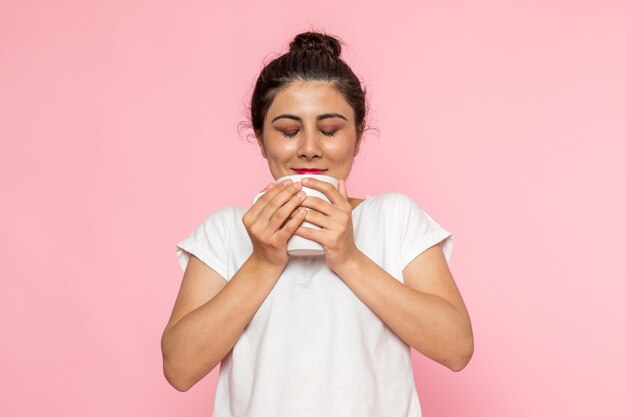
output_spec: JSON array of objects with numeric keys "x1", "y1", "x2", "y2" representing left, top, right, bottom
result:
[{"x1": 293, "y1": 169, "x2": 327, "y2": 174}]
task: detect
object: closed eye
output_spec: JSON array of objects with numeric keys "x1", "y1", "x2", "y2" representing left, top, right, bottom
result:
[
  {"x1": 281, "y1": 129, "x2": 338, "y2": 138},
  {"x1": 281, "y1": 130, "x2": 298, "y2": 138}
]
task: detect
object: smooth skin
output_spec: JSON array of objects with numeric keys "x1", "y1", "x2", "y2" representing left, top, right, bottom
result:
[{"x1": 161, "y1": 80, "x2": 473, "y2": 391}]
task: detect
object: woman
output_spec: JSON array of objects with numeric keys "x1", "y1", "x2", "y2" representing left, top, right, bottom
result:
[{"x1": 161, "y1": 31, "x2": 473, "y2": 417}]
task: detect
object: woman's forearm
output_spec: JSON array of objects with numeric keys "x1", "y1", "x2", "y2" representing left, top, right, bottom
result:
[
  {"x1": 334, "y1": 250, "x2": 473, "y2": 371},
  {"x1": 161, "y1": 255, "x2": 284, "y2": 391}
]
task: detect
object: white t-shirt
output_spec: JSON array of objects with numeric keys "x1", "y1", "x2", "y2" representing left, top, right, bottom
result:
[{"x1": 176, "y1": 192, "x2": 453, "y2": 417}]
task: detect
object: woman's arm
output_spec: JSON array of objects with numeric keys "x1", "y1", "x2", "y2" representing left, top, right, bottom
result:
[
  {"x1": 333, "y1": 241, "x2": 474, "y2": 372},
  {"x1": 162, "y1": 180, "x2": 308, "y2": 391},
  {"x1": 161, "y1": 254, "x2": 284, "y2": 392}
]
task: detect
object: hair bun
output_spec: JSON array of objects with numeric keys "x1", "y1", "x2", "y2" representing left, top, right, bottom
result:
[{"x1": 289, "y1": 32, "x2": 342, "y2": 58}]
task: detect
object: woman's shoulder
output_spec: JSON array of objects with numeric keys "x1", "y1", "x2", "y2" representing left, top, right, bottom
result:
[
  {"x1": 195, "y1": 205, "x2": 242, "y2": 229},
  {"x1": 362, "y1": 191, "x2": 420, "y2": 209}
]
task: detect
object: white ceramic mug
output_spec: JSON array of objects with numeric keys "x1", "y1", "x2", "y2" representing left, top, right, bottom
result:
[{"x1": 253, "y1": 174, "x2": 338, "y2": 256}]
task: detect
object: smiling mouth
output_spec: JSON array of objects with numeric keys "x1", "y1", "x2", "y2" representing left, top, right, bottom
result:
[{"x1": 292, "y1": 169, "x2": 327, "y2": 174}]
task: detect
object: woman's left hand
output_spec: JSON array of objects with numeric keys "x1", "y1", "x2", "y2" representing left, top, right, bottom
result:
[{"x1": 293, "y1": 177, "x2": 361, "y2": 272}]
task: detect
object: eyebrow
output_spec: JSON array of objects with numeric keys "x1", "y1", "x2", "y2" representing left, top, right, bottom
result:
[{"x1": 271, "y1": 113, "x2": 348, "y2": 123}]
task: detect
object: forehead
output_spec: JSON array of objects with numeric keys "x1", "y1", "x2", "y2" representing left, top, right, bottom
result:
[{"x1": 266, "y1": 80, "x2": 353, "y2": 120}]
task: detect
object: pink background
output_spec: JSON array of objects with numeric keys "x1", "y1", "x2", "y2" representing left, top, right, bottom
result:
[{"x1": 2, "y1": 1, "x2": 624, "y2": 416}]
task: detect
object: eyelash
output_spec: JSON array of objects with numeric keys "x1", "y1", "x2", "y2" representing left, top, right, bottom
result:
[{"x1": 282, "y1": 130, "x2": 338, "y2": 138}]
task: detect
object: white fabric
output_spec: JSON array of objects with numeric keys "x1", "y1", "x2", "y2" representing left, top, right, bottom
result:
[{"x1": 176, "y1": 192, "x2": 453, "y2": 417}]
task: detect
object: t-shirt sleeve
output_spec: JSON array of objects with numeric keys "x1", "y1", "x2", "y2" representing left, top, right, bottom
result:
[
  {"x1": 397, "y1": 193, "x2": 454, "y2": 272},
  {"x1": 175, "y1": 207, "x2": 231, "y2": 281}
]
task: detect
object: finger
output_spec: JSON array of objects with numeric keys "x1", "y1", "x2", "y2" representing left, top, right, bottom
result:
[
  {"x1": 268, "y1": 189, "x2": 306, "y2": 232},
  {"x1": 293, "y1": 223, "x2": 323, "y2": 243},
  {"x1": 252, "y1": 182, "x2": 276, "y2": 205},
  {"x1": 276, "y1": 206, "x2": 308, "y2": 241},
  {"x1": 252, "y1": 179, "x2": 299, "y2": 223},
  {"x1": 301, "y1": 177, "x2": 344, "y2": 205},
  {"x1": 261, "y1": 180, "x2": 303, "y2": 224},
  {"x1": 298, "y1": 206, "x2": 332, "y2": 229},
  {"x1": 299, "y1": 195, "x2": 335, "y2": 216},
  {"x1": 248, "y1": 181, "x2": 279, "y2": 216}
]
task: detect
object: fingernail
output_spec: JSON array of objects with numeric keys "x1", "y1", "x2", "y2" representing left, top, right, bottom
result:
[{"x1": 302, "y1": 178, "x2": 309, "y2": 184}]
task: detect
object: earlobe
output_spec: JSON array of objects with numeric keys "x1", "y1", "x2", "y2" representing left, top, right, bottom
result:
[
  {"x1": 255, "y1": 131, "x2": 267, "y2": 158},
  {"x1": 354, "y1": 137, "x2": 362, "y2": 156},
  {"x1": 354, "y1": 123, "x2": 365, "y2": 156}
]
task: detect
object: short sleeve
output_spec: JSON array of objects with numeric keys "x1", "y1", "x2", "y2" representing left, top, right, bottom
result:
[
  {"x1": 175, "y1": 207, "x2": 232, "y2": 281},
  {"x1": 397, "y1": 193, "x2": 454, "y2": 271}
]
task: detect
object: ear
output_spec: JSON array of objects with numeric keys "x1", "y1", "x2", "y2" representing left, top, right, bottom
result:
[
  {"x1": 254, "y1": 130, "x2": 267, "y2": 159},
  {"x1": 354, "y1": 126, "x2": 364, "y2": 156}
]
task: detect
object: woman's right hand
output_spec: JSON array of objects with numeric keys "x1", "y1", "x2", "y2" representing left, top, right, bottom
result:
[{"x1": 243, "y1": 179, "x2": 307, "y2": 268}]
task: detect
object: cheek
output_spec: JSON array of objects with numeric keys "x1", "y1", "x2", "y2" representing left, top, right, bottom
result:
[
  {"x1": 266, "y1": 141, "x2": 297, "y2": 158},
  {"x1": 327, "y1": 142, "x2": 356, "y2": 159}
]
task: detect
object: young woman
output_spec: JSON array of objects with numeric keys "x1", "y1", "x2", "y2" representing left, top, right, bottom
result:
[{"x1": 162, "y1": 31, "x2": 473, "y2": 417}]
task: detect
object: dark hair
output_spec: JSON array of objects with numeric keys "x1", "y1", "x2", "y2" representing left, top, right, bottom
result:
[{"x1": 246, "y1": 31, "x2": 368, "y2": 141}]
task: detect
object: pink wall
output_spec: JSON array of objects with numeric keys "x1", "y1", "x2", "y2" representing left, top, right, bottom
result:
[{"x1": 2, "y1": 1, "x2": 624, "y2": 416}]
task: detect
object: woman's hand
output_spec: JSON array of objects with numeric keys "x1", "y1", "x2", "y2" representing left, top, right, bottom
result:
[
  {"x1": 243, "y1": 179, "x2": 307, "y2": 269},
  {"x1": 293, "y1": 178, "x2": 361, "y2": 272}
]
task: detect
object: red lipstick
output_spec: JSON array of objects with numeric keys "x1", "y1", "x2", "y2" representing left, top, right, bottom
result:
[{"x1": 293, "y1": 169, "x2": 327, "y2": 175}]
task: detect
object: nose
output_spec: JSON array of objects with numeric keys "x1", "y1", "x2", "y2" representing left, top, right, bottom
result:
[{"x1": 296, "y1": 128, "x2": 323, "y2": 160}]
